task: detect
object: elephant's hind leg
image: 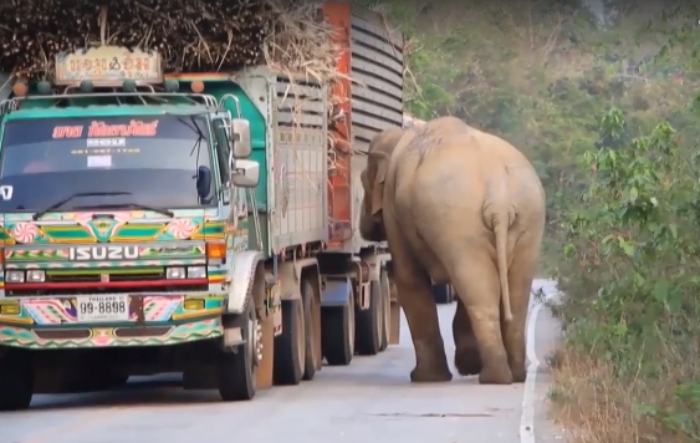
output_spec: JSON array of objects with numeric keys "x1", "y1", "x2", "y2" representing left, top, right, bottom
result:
[
  {"x1": 501, "y1": 246, "x2": 538, "y2": 383},
  {"x1": 450, "y1": 253, "x2": 512, "y2": 385},
  {"x1": 452, "y1": 297, "x2": 482, "y2": 376},
  {"x1": 397, "y1": 275, "x2": 452, "y2": 383}
]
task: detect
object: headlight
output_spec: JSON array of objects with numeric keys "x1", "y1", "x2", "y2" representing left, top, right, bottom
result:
[
  {"x1": 26, "y1": 270, "x2": 45, "y2": 282},
  {"x1": 166, "y1": 267, "x2": 186, "y2": 279},
  {"x1": 5, "y1": 271, "x2": 24, "y2": 283},
  {"x1": 187, "y1": 266, "x2": 206, "y2": 279}
]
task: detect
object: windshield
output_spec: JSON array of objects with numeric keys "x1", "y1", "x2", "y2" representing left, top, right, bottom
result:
[{"x1": 0, "y1": 115, "x2": 216, "y2": 212}]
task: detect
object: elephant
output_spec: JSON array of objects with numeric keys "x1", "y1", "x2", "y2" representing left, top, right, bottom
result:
[{"x1": 359, "y1": 116, "x2": 545, "y2": 385}]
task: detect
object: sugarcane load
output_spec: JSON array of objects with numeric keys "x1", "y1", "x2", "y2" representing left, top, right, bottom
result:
[{"x1": 0, "y1": 0, "x2": 326, "y2": 80}]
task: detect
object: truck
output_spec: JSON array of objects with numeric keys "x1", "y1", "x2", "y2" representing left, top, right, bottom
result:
[{"x1": 0, "y1": 3, "x2": 404, "y2": 410}]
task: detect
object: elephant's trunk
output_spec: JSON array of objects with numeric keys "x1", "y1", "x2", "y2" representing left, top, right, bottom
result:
[{"x1": 359, "y1": 214, "x2": 386, "y2": 242}]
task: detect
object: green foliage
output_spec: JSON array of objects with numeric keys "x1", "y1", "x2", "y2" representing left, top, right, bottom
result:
[
  {"x1": 557, "y1": 104, "x2": 700, "y2": 440},
  {"x1": 364, "y1": 0, "x2": 700, "y2": 439},
  {"x1": 371, "y1": 0, "x2": 700, "y2": 255}
]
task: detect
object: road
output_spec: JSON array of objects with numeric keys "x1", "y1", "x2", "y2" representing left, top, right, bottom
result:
[{"x1": 0, "y1": 279, "x2": 565, "y2": 443}]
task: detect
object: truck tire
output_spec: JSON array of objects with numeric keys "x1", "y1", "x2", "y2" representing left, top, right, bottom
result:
[
  {"x1": 217, "y1": 302, "x2": 257, "y2": 401},
  {"x1": 322, "y1": 297, "x2": 355, "y2": 366},
  {"x1": 379, "y1": 268, "x2": 391, "y2": 351},
  {"x1": 355, "y1": 281, "x2": 382, "y2": 356},
  {"x1": 302, "y1": 278, "x2": 320, "y2": 381},
  {"x1": 433, "y1": 283, "x2": 454, "y2": 304},
  {"x1": 273, "y1": 299, "x2": 305, "y2": 385},
  {"x1": 0, "y1": 350, "x2": 33, "y2": 411}
]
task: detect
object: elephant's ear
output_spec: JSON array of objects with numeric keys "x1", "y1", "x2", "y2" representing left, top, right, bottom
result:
[{"x1": 370, "y1": 153, "x2": 389, "y2": 215}]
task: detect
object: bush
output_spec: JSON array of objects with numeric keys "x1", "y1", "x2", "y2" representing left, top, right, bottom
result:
[{"x1": 551, "y1": 104, "x2": 700, "y2": 442}]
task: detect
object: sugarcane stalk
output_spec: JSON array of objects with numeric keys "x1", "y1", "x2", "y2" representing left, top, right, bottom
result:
[{"x1": 0, "y1": 0, "x2": 275, "y2": 80}]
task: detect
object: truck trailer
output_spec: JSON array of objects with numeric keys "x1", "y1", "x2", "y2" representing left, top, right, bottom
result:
[{"x1": 0, "y1": 3, "x2": 404, "y2": 410}]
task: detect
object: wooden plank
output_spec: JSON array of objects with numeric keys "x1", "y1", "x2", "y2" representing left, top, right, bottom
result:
[
  {"x1": 275, "y1": 74, "x2": 323, "y2": 89},
  {"x1": 351, "y1": 57, "x2": 403, "y2": 89},
  {"x1": 351, "y1": 28, "x2": 404, "y2": 69},
  {"x1": 352, "y1": 86, "x2": 402, "y2": 113},
  {"x1": 349, "y1": 5, "x2": 404, "y2": 48},
  {"x1": 351, "y1": 41, "x2": 403, "y2": 76},
  {"x1": 275, "y1": 81, "x2": 324, "y2": 100},
  {"x1": 275, "y1": 97, "x2": 326, "y2": 114},
  {"x1": 352, "y1": 98, "x2": 403, "y2": 124},
  {"x1": 277, "y1": 112, "x2": 324, "y2": 127},
  {"x1": 352, "y1": 112, "x2": 401, "y2": 131},
  {"x1": 351, "y1": 71, "x2": 403, "y2": 101}
]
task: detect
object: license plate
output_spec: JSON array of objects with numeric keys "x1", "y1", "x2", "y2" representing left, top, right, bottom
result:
[{"x1": 76, "y1": 295, "x2": 129, "y2": 322}]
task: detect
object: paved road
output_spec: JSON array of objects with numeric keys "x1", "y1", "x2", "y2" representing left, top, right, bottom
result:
[{"x1": 0, "y1": 279, "x2": 565, "y2": 443}]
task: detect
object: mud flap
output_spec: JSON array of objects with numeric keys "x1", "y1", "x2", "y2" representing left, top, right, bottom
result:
[{"x1": 255, "y1": 314, "x2": 275, "y2": 390}]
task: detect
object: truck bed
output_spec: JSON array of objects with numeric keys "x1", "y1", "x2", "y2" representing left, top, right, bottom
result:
[
  {"x1": 235, "y1": 67, "x2": 329, "y2": 256},
  {"x1": 324, "y1": 3, "x2": 405, "y2": 253}
]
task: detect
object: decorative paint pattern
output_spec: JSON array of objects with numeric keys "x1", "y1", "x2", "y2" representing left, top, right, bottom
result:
[
  {"x1": 0, "y1": 210, "x2": 224, "y2": 245},
  {"x1": 0, "y1": 294, "x2": 225, "y2": 326},
  {"x1": 0, "y1": 208, "x2": 248, "y2": 350},
  {"x1": 166, "y1": 218, "x2": 197, "y2": 239},
  {"x1": 0, "y1": 318, "x2": 223, "y2": 349}
]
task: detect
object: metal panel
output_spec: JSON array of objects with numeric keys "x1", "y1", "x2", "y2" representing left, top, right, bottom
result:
[
  {"x1": 343, "y1": 8, "x2": 404, "y2": 253},
  {"x1": 349, "y1": 11, "x2": 404, "y2": 155},
  {"x1": 270, "y1": 73, "x2": 329, "y2": 253},
  {"x1": 0, "y1": 74, "x2": 11, "y2": 102}
]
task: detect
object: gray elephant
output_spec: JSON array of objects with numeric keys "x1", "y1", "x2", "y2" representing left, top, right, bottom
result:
[{"x1": 359, "y1": 116, "x2": 545, "y2": 384}]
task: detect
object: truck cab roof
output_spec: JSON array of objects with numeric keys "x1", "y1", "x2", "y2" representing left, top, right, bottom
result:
[{"x1": 3, "y1": 103, "x2": 214, "y2": 121}]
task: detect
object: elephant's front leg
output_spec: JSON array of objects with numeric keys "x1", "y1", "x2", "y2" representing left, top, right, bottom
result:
[
  {"x1": 386, "y1": 221, "x2": 451, "y2": 383},
  {"x1": 452, "y1": 297, "x2": 482, "y2": 376}
]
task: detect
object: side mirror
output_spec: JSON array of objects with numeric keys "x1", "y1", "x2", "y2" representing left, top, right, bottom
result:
[
  {"x1": 231, "y1": 119, "x2": 251, "y2": 159},
  {"x1": 230, "y1": 159, "x2": 260, "y2": 188}
]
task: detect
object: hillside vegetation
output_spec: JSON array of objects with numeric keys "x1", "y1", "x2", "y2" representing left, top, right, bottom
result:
[{"x1": 360, "y1": 0, "x2": 700, "y2": 441}]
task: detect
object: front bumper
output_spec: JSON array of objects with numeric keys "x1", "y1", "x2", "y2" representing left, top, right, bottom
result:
[{"x1": 0, "y1": 292, "x2": 227, "y2": 350}]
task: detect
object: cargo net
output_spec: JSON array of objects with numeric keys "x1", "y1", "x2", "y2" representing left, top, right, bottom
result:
[{"x1": 0, "y1": 0, "x2": 339, "y2": 83}]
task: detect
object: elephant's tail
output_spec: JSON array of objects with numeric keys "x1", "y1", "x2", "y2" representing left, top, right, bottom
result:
[{"x1": 494, "y1": 214, "x2": 513, "y2": 322}]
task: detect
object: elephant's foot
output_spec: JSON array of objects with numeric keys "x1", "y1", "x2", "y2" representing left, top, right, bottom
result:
[
  {"x1": 410, "y1": 342, "x2": 452, "y2": 383},
  {"x1": 478, "y1": 361, "x2": 513, "y2": 385},
  {"x1": 510, "y1": 361, "x2": 527, "y2": 383},
  {"x1": 410, "y1": 364, "x2": 453, "y2": 383},
  {"x1": 454, "y1": 346, "x2": 482, "y2": 376}
]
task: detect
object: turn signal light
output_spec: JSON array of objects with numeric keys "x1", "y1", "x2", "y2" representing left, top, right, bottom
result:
[
  {"x1": 206, "y1": 243, "x2": 226, "y2": 260},
  {"x1": 0, "y1": 303, "x2": 20, "y2": 315},
  {"x1": 183, "y1": 299, "x2": 205, "y2": 311}
]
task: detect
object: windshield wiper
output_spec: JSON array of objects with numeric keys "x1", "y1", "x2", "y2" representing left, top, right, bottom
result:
[
  {"x1": 32, "y1": 192, "x2": 133, "y2": 221},
  {"x1": 73, "y1": 203, "x2": 174, "y2": 218}
]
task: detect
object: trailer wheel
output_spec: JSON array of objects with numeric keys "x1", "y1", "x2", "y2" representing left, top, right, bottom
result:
[
  {"x1": 0, "y1": 350, "x2": 33, "y2": 411},
  {"x1": 302, "y1": 278, "x2": 321, "y2": 381},
  {"x1": 217, "y1": 303, "x2": 257, "y2": 401},
  {"x1": 432, "y1": 283, "x2": 454, "y2": 304},
  {"x1": 379, "y1": 268, "x2": 391, "y2": 351},
  {"x1": 273, "y1": 299, "x2": 305, "y2": 385},
  {"x1": 322, "y1": 296, "x2": 355, "y2": 366},
  {"x1": 355, "y1": 281, "x2": 382, "y2": 355}
]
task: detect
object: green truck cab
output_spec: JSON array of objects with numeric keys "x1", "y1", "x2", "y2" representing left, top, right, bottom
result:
[{"x1": 0, "y1": 47, "x2": 280, "y2": 409}]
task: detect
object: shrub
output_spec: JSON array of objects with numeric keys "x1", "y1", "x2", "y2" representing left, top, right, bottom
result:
[{"x1": 552, "y1": 104, "x2": 700, "y2": 442}]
